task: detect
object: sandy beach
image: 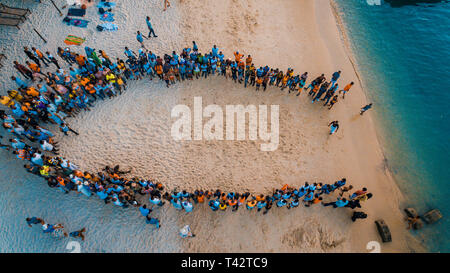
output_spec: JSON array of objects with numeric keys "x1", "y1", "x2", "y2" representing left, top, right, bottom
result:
[{"x1": 0, "y1": 0, "x2": 427, "y2": 252}]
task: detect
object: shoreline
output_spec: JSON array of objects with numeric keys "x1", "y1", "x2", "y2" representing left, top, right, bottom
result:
[{"x1": 323, "y1": 0, "x2": 427, "y2": 252}]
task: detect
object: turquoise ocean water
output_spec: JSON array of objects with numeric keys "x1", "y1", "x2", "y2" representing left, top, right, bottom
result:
[{"x1": 335, "y1": 0, "x2": 450, "y2": 252}]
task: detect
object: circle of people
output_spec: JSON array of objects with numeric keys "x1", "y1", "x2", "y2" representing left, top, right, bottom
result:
[{"x1": 1, "y1": 38, "x2": 373, "y2": 231}]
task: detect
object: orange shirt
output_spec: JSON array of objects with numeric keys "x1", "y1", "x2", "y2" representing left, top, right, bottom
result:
[
  {"x1": 35, "y1": 49, "x2": 44, "y2": 58},
  {"x1": 156, "y1": 65, "x2": 163, "y2": 75},
  {"x1": 343, "y1": 83, "x2": 353, "y2": 91},
  {"x1": 80, "y1": 77, "x2": 90, "y2": 86},
  {"x1": 245, "y1": 57, "x2": 252, "y2": 66},
  {"x1": 76, "y1": 55, "x2": 86, "y2": 66},
  {"x1": 26, "y1": 87, "x2": 39, "y2": 97},
  {"x1": 28, "y1": 63, "x2": 40, "y2": 73},
  {"x1": 85, "y1": 84, "x2": 95, "y2": 94},
  {"x1": 234, "y1": 52, "x2": 243, "y2": 62},
  {"x1": 197, "y1": 195, "x2": 205, "y2": 203}
]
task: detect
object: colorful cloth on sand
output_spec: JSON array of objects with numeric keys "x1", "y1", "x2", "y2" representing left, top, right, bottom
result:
[
  {"x1": 97, "y1": 2, "x2": 116, "y2": 8},
  {"x1": 100, "y1": 12, "x2": 115, "y2": 22},
  {"x1": 63, "y1": 17, "x2": 89, "y2": 28},
  {"x1": 64, "y1": 35, "x2": 86, "y2": 46},
  {"x1": 67, "y1": 8, "x2": 86, "y2": 17},
  {"x1": 96, "y1": 22, "x2": 118, "y2": 31}
]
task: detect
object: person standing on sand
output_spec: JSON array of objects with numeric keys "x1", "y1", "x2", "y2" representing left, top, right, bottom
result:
[
  {"x1": 164, "y1": 0, "x2": 171, "y2": 11},
  {"x1": 312, "y1": 82, "x2": 329, "y2": 103},
  {"x1": 23, "y1": 47, "x2": 41, "y2": 67},
  {"x1": 328, "y1": 95, "x2": 339, "y2": 110},
  {"x1": 136, "y1": 31, "x2": 147, "y2": 49},
  {"x1": 180, "y1": 225, "x2": 195, "y2": 238},
  {"x1": 45, "y1": 51, "x2": 60, "y2": 69},
  {"x1": 322, "y1": 83, "x2": 338, "y2": 106},
  {"x1": 360, "y1": 103, "x2": 373, "y2": 115},
  {"x1": 13, "y1": 61, "x2": 33, "y2": 79},
  {"x1": 32, "y1": 47, "x2": 51, "y2": 67},
  {"x1": 330, "y1": 70, "x2": 341, "y2": 87},
  {"x1": 146, "y1": 16, "x2": 158, "y2": 38}
]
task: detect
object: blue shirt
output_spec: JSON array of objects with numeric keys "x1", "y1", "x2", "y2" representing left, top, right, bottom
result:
[
  {"x1": 97, "y1": 190, "x2": 108, "y2": 200},
  {"x1": 137, "y1": 33, "x2": 144, "y2": 43},
  {"x1": 146, "y1": 19, "x2": 153, "y2": 29},
  {"x1": 335, "y1": 199, "x2": 348, "y2": 207},
  {"x1": 124, "y1": 49, "x2": 134, "y2": 57},
  {"x1": 139, "y1": 207, "x2": 150, "y2": 217},
  {"x1": 332, "y1": 72, "x2": 340, "y2": 81},
  {"x1": 15, "y1": 77, "x2": 27, "y2": 88},
  {"x1": 27, "y1": 217, "x2": 40, "y2": 225},
  {"x1": 212, "y1": 47, "x2": 218, "y2": 56}
]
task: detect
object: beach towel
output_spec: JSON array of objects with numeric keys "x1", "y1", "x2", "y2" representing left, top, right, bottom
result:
[
  {"x1": 100, "y1": 12, "x2": 115, "y2": 22},
  {"x1": 97, "y1": 1, "x2": 116, "y2": 8},
  {"x1": 96, "y1": 22, "x2": 118, "y2": 32},
  {"x1": 64, "y1": 35, "x2": 86, "y2": 46},
  {"x1": 67, "y1": 8, "x2": 86, "y2": 17},
  {"x1": 84, "y1": 46, "x2": 94, "y2": 58},
  {"x1": 63, "y1": 17, "x2": 89, "y2": 28}
]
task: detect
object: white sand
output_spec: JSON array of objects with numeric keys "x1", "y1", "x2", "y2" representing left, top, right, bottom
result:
[{"x1": 0, "y1": 0, "x2": 426, "y2": 252}]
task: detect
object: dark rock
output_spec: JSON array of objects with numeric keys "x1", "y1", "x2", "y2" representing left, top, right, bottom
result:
[
  {"x1": 375, "y1": 219, "x2": 392, "y2": 243},
  {"x1": 423, "y1": 209, "x2": 442, "y2": 224},
  {"x1": 404, "y1": 208, "x2": 419, "y2": 218}
]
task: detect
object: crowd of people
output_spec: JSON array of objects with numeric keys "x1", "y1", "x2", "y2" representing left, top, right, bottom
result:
[{"x1": 0, "y1": 26, "x2": 373, "y2": 232}]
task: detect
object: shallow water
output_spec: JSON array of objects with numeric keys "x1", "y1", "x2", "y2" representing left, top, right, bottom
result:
[{"x1": 335, "y1": 0, "x2": 450, "y2": 252}]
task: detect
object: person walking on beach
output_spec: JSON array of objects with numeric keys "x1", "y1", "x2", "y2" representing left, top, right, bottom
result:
[
  {"x1": 339, "y1": 82, "x2": 354, "y2": 99},
  {"x1": 163, "y1": 0, "x2": 171, "y2": 11},
  {"x1": 360, "y1": 103, "x2": 373, "y2": 115},
  {"x1": 328, "y1": 120, "x2": 339, "y2": 135},
  {"x1": 146, "y1": 16, "x2": 158, "y2": 38}
]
